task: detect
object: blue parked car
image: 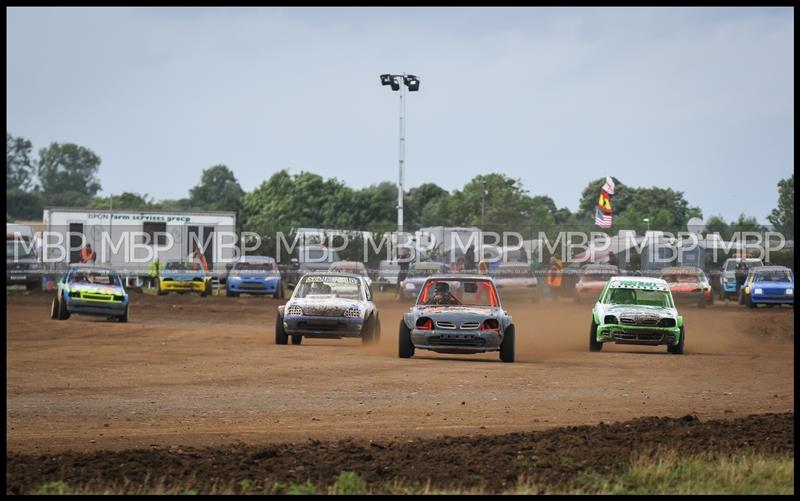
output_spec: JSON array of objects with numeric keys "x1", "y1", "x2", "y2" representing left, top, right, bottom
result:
[
  {"x1": 741, "y1": 266, "x2": 794, "y2": 308},
  {"x1": 226, "y1": 256, "x2": 284, "y2": 298}
]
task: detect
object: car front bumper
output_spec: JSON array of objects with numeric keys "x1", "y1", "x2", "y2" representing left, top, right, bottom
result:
[
  {"x1": 411, "y1": 328, "x2": 502, "y2": 353},
  {"x1": 228, "y1": 279, "x2": 280, "y2": 294},
  {"x1": 596, "y1": 324, "x2": 681, "y2": 346},
  {"x1": 283, "y1": 315, "x2": 364, "y2": 338},
  {"x1": 160, "y1": 280, "x2": 206, "y2": 292},
  {"x1": 66, "y1": 298, "x2": 127, "y2": 316},
  {"x1": 751, "y1": 294, "x2": 794, "y2": 305}
]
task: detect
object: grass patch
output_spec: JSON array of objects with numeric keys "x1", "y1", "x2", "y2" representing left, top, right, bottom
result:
[
  {"x1": 21, "y1": 451, "x2": 794, "y2": 495},
  {"x1": 330, "y1": 471, "x2": 367, "y2": 495},
  {"x1": 32, "y1": 481, "x2": 69, "y2": 495},
  {"x1": 547, "y1": 450, "x2": 795, "y2": 495}
]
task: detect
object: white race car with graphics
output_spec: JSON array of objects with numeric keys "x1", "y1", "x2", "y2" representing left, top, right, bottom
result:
[{"x1": 275, "y1": 272, "x2": 380, "y2": 345}]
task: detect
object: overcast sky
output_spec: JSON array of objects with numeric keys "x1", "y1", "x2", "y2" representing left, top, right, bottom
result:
[{"x1": 6, "y1": 7, "x2": 794, "y2": 224}]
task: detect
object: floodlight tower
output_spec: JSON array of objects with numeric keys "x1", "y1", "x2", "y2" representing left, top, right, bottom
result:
[{"x1": 380, "y1": 73, "x2": 420, "y2": 235}]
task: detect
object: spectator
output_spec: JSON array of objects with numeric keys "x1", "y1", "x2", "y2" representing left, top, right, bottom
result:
[
  {"x1": 546, "y1": 256, "x2": 563, "y2": 299},
  {"x1": 396, "y1": 247, "x2": 411, "y2": 300},
  {"x1": 79, "y1": 244, "x2": 96, "y2": 264},
  {"x1": 148, "y1": 258, "x2": 162, "y2": 288},
  {"x1": 464, "y1": 244, "x2": 476, "y2": 271}
]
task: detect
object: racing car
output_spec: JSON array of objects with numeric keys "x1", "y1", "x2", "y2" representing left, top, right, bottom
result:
[
  {"x1": 660, "y1": 266, "x2": 713, "y2": 307},
  {"x1": 739, "y1": 265, "x2": 794, "y2": 308},
  {"x1": 492, "y1": 262, "x2": 539, "y2": 303},
  {"x1": 328, "y1": 260, "x2": 372, "y2": 288},
  {"x1": 226, "y1": 255, "x2": 284, "y2": 298},
  {"x1": 275, "y1": 272, "x2": 379, "y2": 345},
  {"x1": 157, "y1": 258, "x2": 212, "y2": 297},
  {"x1": 589, "y1": 276, "x2": 685, "y2": 354},
  {"x1": 399, "y1": 261, "x2": 451, "y2": 300},
  {"x1": 50, "y1": 265, "x2": 129, "y2": 322},
  {"x1": 718, "y1": 257, "x2": 763, "y2": 300},
  {"x1": 398, "y1": 274, "x2": 515, "y2": 362},
  {"x1": 573, "y1": 264, "x2": 619, "y2": 303}
]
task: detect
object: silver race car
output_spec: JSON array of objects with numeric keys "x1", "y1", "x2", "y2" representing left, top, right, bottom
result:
[
  {"x1": 398, "y1": 274, "x2": 515, "y2": 362},
  {"x1": 276, "y1": 272, "x2": 380, "y2": 345}
]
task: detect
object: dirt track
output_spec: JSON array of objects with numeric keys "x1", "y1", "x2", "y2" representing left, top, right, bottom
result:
[{"x1": 5, "y1": 290, "x2": 794, "y2": 455}]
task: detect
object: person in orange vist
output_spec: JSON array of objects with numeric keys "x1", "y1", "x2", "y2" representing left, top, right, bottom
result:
[{"x1": 79, "y1": 244, "x2": 96, "y2": 264}]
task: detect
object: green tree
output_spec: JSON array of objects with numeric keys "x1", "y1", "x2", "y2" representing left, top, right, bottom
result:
[
  {"x1": 188, "y1": 165, "x2": 245, "y2": 213},
  {"x1": 767, "y1": 174, "x2": 793, "y2": 239},
  {"x1": 705, "y1": 214, "x2": 731, "y2": 240},
  {"x1": 89, "y1": 192, "x2": 157, "y2": 210},
  {"x1": 6, "y1": 188, "x2": 44, "y2": 220},
  {"x1": 7, "y1": 132, "x2": 36, "y2": 191},
  {"x1": 37, "y1": 142, "x2": 102, "y2": 196}
]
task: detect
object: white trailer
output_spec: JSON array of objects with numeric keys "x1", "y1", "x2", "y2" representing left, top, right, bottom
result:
[{"x1": 41, "y1": 207, "x2": 238, "y2": 284}]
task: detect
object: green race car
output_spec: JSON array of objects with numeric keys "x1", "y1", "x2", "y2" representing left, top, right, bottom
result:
[{"x1": 589, "y1": 276, "x2": 685, "y2": 354}]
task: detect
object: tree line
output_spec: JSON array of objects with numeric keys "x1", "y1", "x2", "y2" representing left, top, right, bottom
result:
[{"x1": 6, "y1": 131, "x2": 794, "y2": 243}]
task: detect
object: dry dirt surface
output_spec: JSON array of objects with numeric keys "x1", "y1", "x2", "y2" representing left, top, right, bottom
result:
[
  {"x1": 6, "y1": 412, "x2": 793, "y2": 494},
  {"x1": 6, "y1": 290, "x2": 794, "y2": 457}
]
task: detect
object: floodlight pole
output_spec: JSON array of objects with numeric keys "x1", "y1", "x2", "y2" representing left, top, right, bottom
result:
[{"x1": 398, "y1": 78, "x2": 406, "y2": 235}]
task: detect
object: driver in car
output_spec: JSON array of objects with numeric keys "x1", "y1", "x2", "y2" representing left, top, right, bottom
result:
[{"x1": 426, "y1": 282, "x2": 460, "y2": 305}]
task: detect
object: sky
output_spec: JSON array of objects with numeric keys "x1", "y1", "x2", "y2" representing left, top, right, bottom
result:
[{"x1": 6, "y1": 7, "x2": 794, "y2": 224}]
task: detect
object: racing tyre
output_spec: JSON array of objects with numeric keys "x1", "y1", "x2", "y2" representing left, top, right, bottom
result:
[
  {"x1": 291, "y1": 335, "x2": 303, "y2": 345},
  {"x1": 50, "y1": 297, "x2": 58, "y2": 320},
  {"x1": 201, "y1": 281, "x2": 210, "y2": 297},
  {"x1": 117, "y1": 306, "x2": 129, "y2": 323},
  {"x1": 738, "y1": 290, "x2": 745, "y2": 305},
  {"x1": 362, "y1": 316, "x2": 377, "y2": 345},
  {"x1": 275, "y1": 313, "x2": 288, "y2": 345},
  {"x1": 589, "y1": 320, "x2": 603, "y2": 352},
  {"x1": 668, "y1": 326, "x2": 685, "y2": 355},
  {"x1": 156, "y1": 279, "x2": 167, "y2": 296},
  {"x1": 500, "y1": 325, "x2": 515, "y2": 363},
  {"x1": 57, "y1": 293, "x2": 70, "y2": 320},
  {"x1": 398, "y1": 321, "x2": 414, "y2": 358},
  {"x1": 226, "y1": 289, "x2": 238, "y2": 298},
  {"x1": 745, "y1": 293, "x2": 755, "y2": 309}
]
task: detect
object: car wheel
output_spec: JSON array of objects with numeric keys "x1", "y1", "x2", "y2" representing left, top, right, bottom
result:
[
  {"x1": 362, "y1": 316, "x2": 376, "y2": 345},
  {"x1": 698, "y1": 299, "x2": 706, "y2": 308},
  {"x1": 500, "y1": 325, "x2": 515, "y2": 363},
  {"x1": 668, "y1": 326, "x2": 685, "y2": 355},
  {"x1": 589, "y1": 320, "x2": 603, "y2": 352},
  {"x1": 291, "y1": 335, "x2": 303, "y2": 345},
  {"x1": 738, "y1": 290, "x2": 745, "y2": 305},
  {"x1": 275, "y1": 313, "x2": 288, "y2": 345},
  {"x1": 398, "y1": 320, "x2": 414, "y2": 358},
  {"x1": 746, "y1": 293, "x2": 755, "y2": 309},
  {"x1": 201, "y1": 282, "x2": 210, "y2": 297},
  {"x1": 226, "y1": 288, "x2": 235, "y2": 297},
  {"x1": 57, "y1": 293, "x2": 70, "y2": 320},
  {"x1": 118, "y1": 305, "x2": 129, "y2": 323},
  {"x1": 157, "y1": 279, "x2": 167, "y2": 296},
  {"x1": 50, "y1": 296, "x2": 58, "y2": 320}
]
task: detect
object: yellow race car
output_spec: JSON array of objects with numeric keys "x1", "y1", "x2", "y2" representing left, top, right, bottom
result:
[{"x1": 157, "y1": 258, "x2": 213, "y2": 297}]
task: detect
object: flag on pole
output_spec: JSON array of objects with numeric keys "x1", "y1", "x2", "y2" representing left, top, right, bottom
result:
[
  {"x1": 595, "y1": 176, "x2": 614, "y2": 228},
  {"x1": 595, "y1": 207, "x2": 612, "y2": 228}
]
